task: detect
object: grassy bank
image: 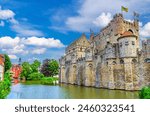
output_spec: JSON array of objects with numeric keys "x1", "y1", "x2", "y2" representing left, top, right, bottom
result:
[{"x1": 22, "y1": 77, "x2": 59, "y2": 85}]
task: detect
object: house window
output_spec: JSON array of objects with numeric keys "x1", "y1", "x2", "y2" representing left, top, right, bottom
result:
[
  {"x1": 125, "y1": 41, "x2": 129, "y2": 46},
  {"x1": 132, "y1": 41, "x2": 135, "y2": 45}
]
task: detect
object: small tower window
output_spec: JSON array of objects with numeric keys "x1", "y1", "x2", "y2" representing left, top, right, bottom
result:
[
  {"x1": 125, "y1": 41, "x2": 129, "y2": 46},
  {"x1": 132, "y1": 41, "x2": 135, "y2": 45},
  {"x1": 132, "y1": 59, "x2": 137, "y2": 64},
  {"x1": 120, "y1": 59, "x2": 124, "y2": 64},
  {"x1": 120, "y1": 42, "x2": 122, "y2": 47}
]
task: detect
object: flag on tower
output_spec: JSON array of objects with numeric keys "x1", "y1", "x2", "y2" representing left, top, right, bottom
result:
[{"x1": 121, "y1": 6, "x2": 128, "y2": 12}]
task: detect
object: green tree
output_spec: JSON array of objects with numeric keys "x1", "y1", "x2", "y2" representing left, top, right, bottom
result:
[
  {"x1": 0, "y1": 72, "x2": 11, "y2": 99},
  {"x1": 40, "y1": 59, "x2": 59, "y2": 77},
  {"x1": 20, "y1": 62, "x2": 32, "y2": 80},
  {"x1": 28, "y1": 72, "x2": 44, "y2": 80},
  {"x1": 4, "y1": 54, "x2": 12, "y2": 72},
  {"x1": 49, "y1": 59, "x2": 59, "y2": 77},
  {"x1": 31, "y1": 60, "x2": 41, "y2": 73}
]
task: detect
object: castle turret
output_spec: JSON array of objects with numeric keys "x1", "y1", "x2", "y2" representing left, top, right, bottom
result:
[
  {"x1": 118, "y1": 31, "x2": 138, "y2": 58},
  {"x1": 113, "y1": 13, "x2": 124, "y2": 35}
]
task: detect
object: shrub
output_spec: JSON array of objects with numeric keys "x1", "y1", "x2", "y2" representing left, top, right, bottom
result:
[
  {"x1": 0, "y1": 72, "x2": 11, "y2": 99},
  {"x1": 41, "y1": 77, "x2": 53, "y2": 85},
  {"x1": 28, "y1": 72, "x2": 44, "y2": 80},
  {"x1": 139, "y1": 86, "x2": 150, "y2": 99},
  {"x1": 41, "y1": 77, "x2": 58, "y2": 85}
]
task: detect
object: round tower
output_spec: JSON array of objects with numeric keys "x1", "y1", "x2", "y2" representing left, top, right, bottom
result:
[{"x1": 118, "y1": 31, "x2": 138, "y2": 58}]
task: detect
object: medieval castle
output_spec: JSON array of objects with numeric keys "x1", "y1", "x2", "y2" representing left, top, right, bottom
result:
[{"x1": 59, "y1": 13, "x2": 150, "y2": 91}]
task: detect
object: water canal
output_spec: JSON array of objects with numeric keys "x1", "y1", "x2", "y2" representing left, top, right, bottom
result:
[{"x1": 7, "y1": 83, "x2": 139, "y2": 99}]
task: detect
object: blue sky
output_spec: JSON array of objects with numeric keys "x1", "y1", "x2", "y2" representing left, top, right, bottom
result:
[{"x1": 0, "y1": 0, "x2": 150, "y2": 63}]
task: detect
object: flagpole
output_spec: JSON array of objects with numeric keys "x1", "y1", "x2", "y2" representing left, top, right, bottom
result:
[{"x1": 121, "y1": 6, "x2": 123, "y2": 17}]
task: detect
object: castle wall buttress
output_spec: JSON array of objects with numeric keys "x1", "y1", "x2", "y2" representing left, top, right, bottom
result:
[
  {"x1": 124, "y1": 59, "x2": 134, "y2": 90},
  {"x1": 84, "y1": 62, "x2": 94, "y2": 87},
  {"x1": 60, "y1": 66, "x2": 66, "y2": 83}
]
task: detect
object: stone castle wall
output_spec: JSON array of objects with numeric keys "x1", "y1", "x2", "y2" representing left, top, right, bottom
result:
[{"x1": 59, "y1": 13, "x2": 150, "y2": 91}]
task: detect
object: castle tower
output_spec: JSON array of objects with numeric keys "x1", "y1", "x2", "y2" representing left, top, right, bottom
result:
[
  {"x1": 113, "y1": 13, "x2": 124, "y2": 35},
  {"x1": 118, "y1": 31, "x2": 139, "y2": 90},
  {"x1": 118, "y1": 31, "x2": 138, "y2": 58}
]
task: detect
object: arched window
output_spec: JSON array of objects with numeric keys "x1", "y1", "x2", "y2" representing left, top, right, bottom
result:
[
  {"x1": 106, "y1": 62, "x2": 108, "y2": 65},
  {"x1": 128, "y1": 29, "x2": 134, "y2": 34},
  {"x1": 120, "y1": 59, "x2": 124, "y2": 64},
  {"x1": 80, "y1": 48, "x2": 82, "y2": 52},
  {"x1": 145, "y1": 58, "x2": 150, "y2": 63},
  {"x1": 112, "y1": 61, "x2": 117, "y2": 65},
  {"x1": 132, "y1": 59, "x2": 137, "y2": 64},
  {"x1": 88, "y1": 63, "x2": 93, "y2": 68}
]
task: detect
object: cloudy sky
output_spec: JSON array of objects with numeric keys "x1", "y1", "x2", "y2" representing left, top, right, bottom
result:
[{"x1": 0, "y1": 0, "x2": 150, "y2": 63}]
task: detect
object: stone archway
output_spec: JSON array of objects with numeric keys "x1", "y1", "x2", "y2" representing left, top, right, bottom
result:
[
  {"x1": 65, "y1": 67, "x2": 70, "y2": 83},
  {"x1": 95, "y1": 63, "x2": 101, "y2": 87},
  {"x1": 88, "y1": 63, "x2": 94, "y2": 86},
  {"x1": 61, "y1": 67, "x2": 65, "y2": 82},
  {"x1": 72, "y1": 65, "x2": 77, "y2": 84},
  {"x1": 77, "y1": 66, "x2": 84, "y2": 85},
  {"x1": 113, "y1": 64, "x2": 125, "y2": 90},
  {"x1": 131, "y1": 58, "x2": 139, "y2": 89}
]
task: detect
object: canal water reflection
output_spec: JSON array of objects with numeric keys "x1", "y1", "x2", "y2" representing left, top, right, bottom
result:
[{"x1": 7, "y1": 83, "x2": 139, "y2": 99}]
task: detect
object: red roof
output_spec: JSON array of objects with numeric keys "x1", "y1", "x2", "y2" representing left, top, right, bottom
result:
[{"x1": 118, "y1": 31, "x2": 137, "y2": 40}]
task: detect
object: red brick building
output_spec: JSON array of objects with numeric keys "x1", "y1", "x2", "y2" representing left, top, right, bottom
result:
[
  {"x1": 0, "y1": 54, "x2": 5, "y2": 81},
  {"x1": 11, "y1": 64, "x2": 22, "y2": 83}
]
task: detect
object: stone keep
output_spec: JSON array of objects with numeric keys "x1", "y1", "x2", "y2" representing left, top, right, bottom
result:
[{"x1": 59, "y1": 13, "x2": 150, "y2": 91}]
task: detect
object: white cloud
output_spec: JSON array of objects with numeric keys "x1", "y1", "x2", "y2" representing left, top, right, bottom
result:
[
  {"x1": 0, "y1": 36, "x2": 20, "y2": 49},
  {"x1": 0, "y1": 36, "x2": 65, "y2": 56},
  {"x1": 0, "y1": 7, "x2": 43, "y2": 37},
  {"x1": 9, "y1": 18, "x2": 19, "y2": 24},
  {"x1": 0, "y1": 21, "x2": 4, "y2": 26},
  {"x1": 63, "y1": 0, "x2": 150, "y2": 32},
  {"x1": 8, "y1": 54, "x2": 17, "y2": 59},
  {"x1": 2, "y1": 44, "x2": 28, "y2": 55},
  {"x1": 0, "y1": 9, "x2": 15, "y2": 20},
  {"x1": 11, "y1": 24, "x2": 44, "y2": 37},
  {"x1": 140, "y1": 22, "x2": 150, "y2": 37},
  {"x1": 66, "y1": 16, "x2": 93, "y2": 32},
  {"x1": 93, "y1": 12, "x2": 112, "y2": 27},
  {"x1": 24, "y1": 36, "x2": 65, "y2": 48},
  {"x1": 31, "y1": 48, "x2": 47, "y2": 54}
]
